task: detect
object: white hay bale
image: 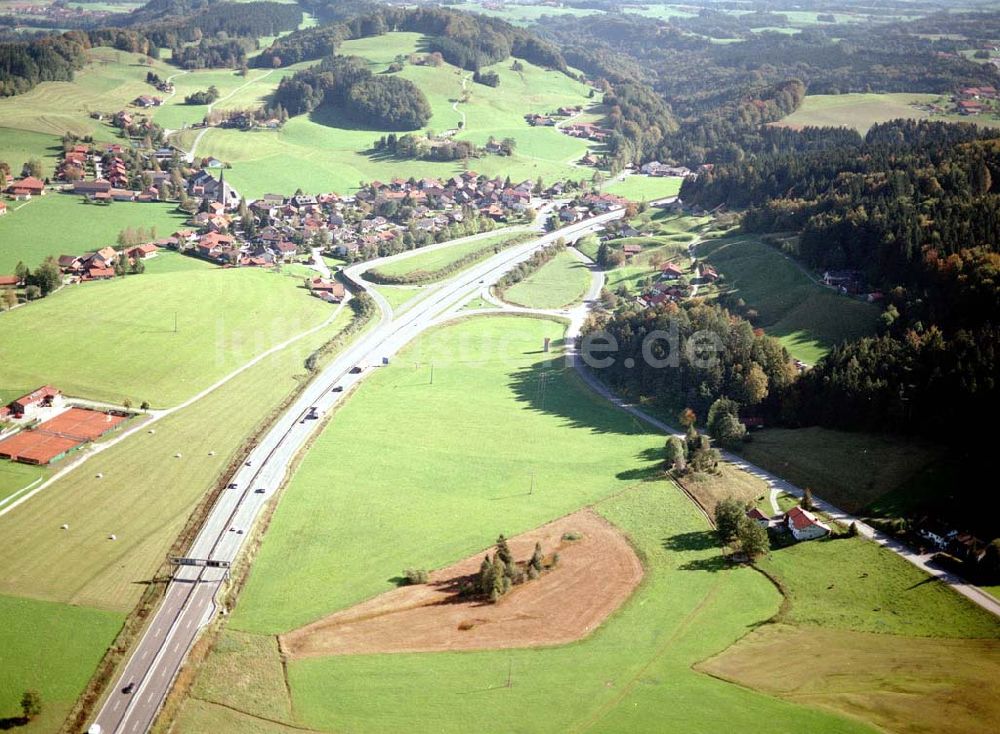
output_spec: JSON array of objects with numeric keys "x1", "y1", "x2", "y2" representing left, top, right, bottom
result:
[
  {"x1": 61, "y1": 523, "x2": 69, "y2": 530},
  {"x1": 95, "y1": 472, "x2": 103, "y2": 479},
  {"x1": 108, "y1": 534, "x2": 117, "y2": 541},
  {"x1": 175, "y1": 452, "x2": 182, "y2": 458}
]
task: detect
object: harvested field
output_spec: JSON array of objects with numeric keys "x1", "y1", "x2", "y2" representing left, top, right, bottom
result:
[{"x1": 280, "y1": 509, "x2": 642, "y2": 658}]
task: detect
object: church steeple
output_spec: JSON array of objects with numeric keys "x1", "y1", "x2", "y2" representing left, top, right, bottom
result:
[{"x1": 217, "y1": 168, "x2": 226, "y2": 205}]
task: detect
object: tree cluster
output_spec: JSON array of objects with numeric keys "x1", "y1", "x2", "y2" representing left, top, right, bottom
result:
[
  {"x1": 475, "y1": 535, "x2": 547, "y2": 603},
  {"x1": 272, "y1": 54, "x2": 431, "y2": 130}
]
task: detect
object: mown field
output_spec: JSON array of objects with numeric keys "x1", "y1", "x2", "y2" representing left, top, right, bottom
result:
[
  {"x1": 0, "y1": 461, "x2": 48, "y2": 506},
  {"x1": 603, "y1": 174, "x2": 683, "y2": 202},
  {"x1": 189, "y1": 32, "x2": 597, "y2": 197},
  {"x1": 177, "y1": 313, "x2": 999, "y2": 734},
  {"x1": 367, "y1": 229, "x2": 532, "y2": 282},
  {"x1": 501, "y1": 248, "x2": 591, "y2": 309},
  {"x1": 229, "y1": 316, "x2": 664, "y2": 634},
  {"x1": 0, "y1": 304, "x2": 356, "y2": 612},
  {"x1": 0, "y1": 261, "x2": 332, "y2": 406},
  {"x1": 0, "y1": 594, "x2": 124, "y2": 732},
  {"x1": 179, "y1": 316, "x2": 883, "y2": 733},
  {"x1": 701, "y1": 534, "x2": 1000, "y2": 734},
  {"x1": 0, "y1": 194, "x2": 189, "y2": 273},
  {"x1": 774, "y1": 92, "x2": 1000, "y2": 134},
  {"x1": 699, "y1": 235, "x2": 880, "y2": 364}
]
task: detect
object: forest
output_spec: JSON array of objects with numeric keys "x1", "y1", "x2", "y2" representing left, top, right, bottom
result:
[
  {"x1": 252, "y1": 5, "x2": 567, "y2": 72},
  {"x1": 271, "y1": 54, "x2": 431, "y2": 130}
]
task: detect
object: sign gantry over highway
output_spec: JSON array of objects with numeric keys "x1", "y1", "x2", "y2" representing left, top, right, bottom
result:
[{"x1": 168, "y1": 556, "x2": 231, "y2": 568}]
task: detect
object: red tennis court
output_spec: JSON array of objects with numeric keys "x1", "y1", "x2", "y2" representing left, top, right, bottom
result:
[
  {"x1": 0, "y1": 408, "x2": 128, "y2": 464},
  {"x1": 0, "y1": 431, "x2": 80, "y2": 465},
  {"x1": 41, "y1": 407, "x2": 127, "y2": 441}
]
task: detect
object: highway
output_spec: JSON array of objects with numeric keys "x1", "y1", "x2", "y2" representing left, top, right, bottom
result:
[{"x1": 89, "y1": 205, "x2": 629, "y2": 734}]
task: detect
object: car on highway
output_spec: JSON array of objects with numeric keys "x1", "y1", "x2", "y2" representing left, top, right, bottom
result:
[
  {"x1": 349, "y1": 365, "x2": 363, "y2": 374},
  {"x1": 122, "y1": 681, "x2": 135, "y2": 694},
  {"x1": 227, "y1": 482, "x2": 238, "y2": 489},
  {"x1": 254, "y1": 488, "x2": 266, "y2": 494},
  {"x1": 245, "y1": 460, "x2": 252, "y2": 467},
  {"x1": 331, "y1": 385, "x2": 344, "y2": 393}
]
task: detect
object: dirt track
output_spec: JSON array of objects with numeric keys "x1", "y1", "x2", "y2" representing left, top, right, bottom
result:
[{"x1": 280, "y1": 509, "x2": 644, "y2": 657}]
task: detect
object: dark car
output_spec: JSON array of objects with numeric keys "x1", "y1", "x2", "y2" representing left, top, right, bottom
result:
[
  {"x1": 349, "y1": 365, "x2": 363, "y2": 374},
  {"x1": 331, "y1": 385, "x2": 344, "y2": 393},
  {"x1": 254, "y1": 488, "x2": 266, "y2": 494},
  {"x1": 227, "y1": 483, "x2": 238, "y2": 489},
  {"x1": 123, "y1": 681, "x2": 136, "y2": 694}
]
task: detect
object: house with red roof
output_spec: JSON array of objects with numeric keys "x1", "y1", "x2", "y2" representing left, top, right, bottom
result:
[
  {"x1": 660, "y1": 262, "x2": 685, "y2": 279},
  {"x1": 8, "y1": 385, "x2": 62, "y2": 419},
  {"x1": 6, "y1": 176, "x2": 45, "y2": 199},
  {"x1": 782, "y1": 506, "x2": 831, "y2": 541}
]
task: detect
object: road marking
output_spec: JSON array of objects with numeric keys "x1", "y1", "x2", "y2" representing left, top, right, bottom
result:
[{"x1": 113, "y1": 699, "x2": 121, "y2": 712}]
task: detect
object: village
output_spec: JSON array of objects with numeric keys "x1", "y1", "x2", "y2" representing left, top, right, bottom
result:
[{"x1": 0, "y1": 117, "x2": 646, "y2": 308}]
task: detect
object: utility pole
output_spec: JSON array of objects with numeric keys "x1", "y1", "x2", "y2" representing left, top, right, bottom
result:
[
  {"x1": 173, "y1": 310, "x2": 178, "y2": 333},
  {"x1": 529, "y1": 471, "x2": 534, "y2": 496},
  {"x1": 430, "y1": 362, "x2": 434, "y2": 385},
  {"x1": 506, "y1": 658, "x2": 512, "y2": 688}
]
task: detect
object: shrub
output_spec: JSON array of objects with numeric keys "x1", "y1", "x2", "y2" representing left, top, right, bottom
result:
[
  {"x1": 404, "y1": 568, "x2": 429, "y2": 585},
  {"x1": 561, "y1": 531, "x2": 582, "y2": 541}
]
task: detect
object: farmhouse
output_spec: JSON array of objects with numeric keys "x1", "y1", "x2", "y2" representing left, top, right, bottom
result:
[
  {"x1": 660, "y1": 262, "x2": 685, "y2": 279},
  {"x1": 782, "y1": 506, "x2": 831, "y2": 541},
  {"x1": 0, "y1": 274, "x2": 19, "y2": 288},
  {"x1": 6, "y1": 385, "x2": 63, "y2": 420},
  {"x1": 6, "y1": 176, "x2": 45, "y2": 198},
  {"x1": 746, "y1": 507, "x2": 772, "y2": 528},
  {"x1": 126, "y1": 243, "x2": 159, "y2": 260}
]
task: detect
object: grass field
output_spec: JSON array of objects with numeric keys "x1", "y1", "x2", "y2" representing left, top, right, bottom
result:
[
  {"x1": 774, "y1": 92, "x2": 1000, "y2": 134},
  {"x1": 229, "y1": 316, "x2": 665, "y2": 634},
  {"x1": 0, "y1": 594, "x2": 124, "y2": 732},
  {"x1": 0, "y1": 305, "x2": 357, "y2": 613},
  {"x1": 699, "y1": 235, "x2": 880, "y2": 363},
  {"x1": 0, "y1": 194, "x2": 189, "y2": 273},
  {"x1": 369, "y1": 284, "x2": 425, "y2": 314},
  {"x1": 739, "y1": 427, "x2": 946, "y2": 515},
  {"x1": 0, "y1": 264, "x2": 332, "y2": 406},
  {"x1": 603, "y1": 175, "x2": 683, "y2": 202},
  {"x1": 172, "y1": 313, "x2": 1000, "y2": 734},
  {"x1": 500, "y1": 248, "x2": 591, "y2": 309},
  {"x1": 737, "y1": 426, "x2": 996, "y2": 536},
  {"x1": 699, "y1": 623, "x2": 1000, "y2": 734},
  {"x1": 367, "y1": 230, "x2": 532, "y2": 282},
  {"x1": 0, "y1": 461, "x2": 48, "y2": 505},
  {"x1": 189, "y1": 32, "x2": 596, "y2": 197}
]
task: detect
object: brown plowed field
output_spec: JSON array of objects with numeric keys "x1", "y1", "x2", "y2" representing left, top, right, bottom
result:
[{"x1": 281, "y1": 509, "x2": 643, "y2": 658}]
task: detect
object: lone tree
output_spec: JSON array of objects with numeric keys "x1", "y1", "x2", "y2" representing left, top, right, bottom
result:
[
  {"x1": 801, "y1": 487, "x2": 814, "y2": 511},
  {"x1": 738, "y1": 517, "x2": 769, "y2": 561},
  {"x1": 664, "y1": 436, "x2": 686, "y2": 472},
  {"x1": 714, "y1": 497, "x2": 745, "y2": 545},
  {"x1": 21, "y1": 689, "x2": 41, "y2": 720},
  {"x1": 529, "y1": 542, "x2": 544, "y2": 574}
]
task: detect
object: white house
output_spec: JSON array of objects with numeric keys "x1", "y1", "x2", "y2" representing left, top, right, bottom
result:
[{"x1": 783, "y1": 506, "x2": 831, "y2": 541}]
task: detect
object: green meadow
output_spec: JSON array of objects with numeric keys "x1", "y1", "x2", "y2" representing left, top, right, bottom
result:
[
  {"x1": 173, "y1": 314, "x2": 979, "y2": 734},
  {"x1": 190, "y1": 32, "x2": 597, "y2": 197},
  {"x1": 699, "y1": 235, "x2": 879, "y2": 363},
  {"x1": 367, "y1": 230, "x2": 532, "y2": 283},
  {"x1": 0, "y1": 263, "x2": 332, "y2": 405},
  {"x1": 603, "y1": 174, "x2": 683, "y2": 202},
  {"x1": 0, "y1": 306, "x2": 357, "y2": 613},
  {"x1": 0, "y1": 194, "x2": 189, "y2": 273},
  {"x1": 775, "y1": 92, "x2": 1000, "y2": 134},
  {"x1": 0, "y1": 594, "x2": 124, "y2": 732},
  {"x1": 501, "y1": 248, "x2": 591, "y2": 309}
]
